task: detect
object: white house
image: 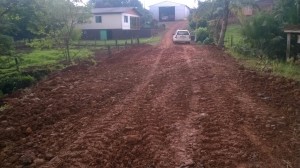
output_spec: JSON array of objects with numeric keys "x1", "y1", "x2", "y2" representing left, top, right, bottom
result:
[
  {"x1": 149, "y1": 1, "x2": 190, "y2": 22},
  {"x1": 77, "y1": 7, "x2": 141, "y2": 40}
]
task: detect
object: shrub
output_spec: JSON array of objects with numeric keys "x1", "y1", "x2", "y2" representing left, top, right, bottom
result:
[
  {"x1": 0, "y1": 75, "x2": 35, "y2": 94},
  {"x1": 189, "y1": 19, "x2": 208, "y2": 30},
  {"x1": 198, "y1": 19, "x2": 208, "y2": 28},
  {"x1": 195, "y1": 27, "x2": 209, "y2": 43},
  {"x1": 241, "y1": 12, "x2": 285, "y2": 60},
  {"x1": 0, "y1": 35, "x2": 14, "y2": 56},
  {"x1": 203, "y1": 37, "x2": 213, "y2": 44}
]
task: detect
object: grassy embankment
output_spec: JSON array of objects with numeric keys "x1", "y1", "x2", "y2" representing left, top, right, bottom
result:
[
  {"x1": 225, "y1": 24, "x2": 300, "y2": 81},
  {"x1": 0, "y1": 36, "x2": 161, "y2": 97}
]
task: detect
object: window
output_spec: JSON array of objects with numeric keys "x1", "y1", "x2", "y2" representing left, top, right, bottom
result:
[
  {"x1": 177, "y1": 31, "x2": 190, "y2": 35},
  {"x1": 124, "y1": 16, "x2": 128, "y2": 23},
  {"x1": 95, "y1": 16, "x2": 102, "y2": 23},
  {"x1": 130, "y1": 16, "x2": 140, "y2": 30}
]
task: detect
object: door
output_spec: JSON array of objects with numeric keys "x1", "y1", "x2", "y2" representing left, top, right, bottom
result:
[
  {"x1": 159, "y1": 6, "x2": 175, "y2": 22},
  {"x1": 100, "y1": 30, "x2": 107, "y2": 40}
]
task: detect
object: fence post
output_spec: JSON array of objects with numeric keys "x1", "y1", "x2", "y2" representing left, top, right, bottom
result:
[
  {"x1": 230, "y1": 35, "x2": 233, "y2": 47},
  {"x1": 115, "y1": 40, "x2": 119, "y2": 51},
  {"x1": 107, "y1": 45, "x2": 111, "y2": 57},
  {"x1": 137, "y1": 37, "x2": 140, "y2": 45}
]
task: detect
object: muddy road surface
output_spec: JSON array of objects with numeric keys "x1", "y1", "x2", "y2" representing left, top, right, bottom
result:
[{"x1": 1, "y1": 21, "x2": 299, "y2": 168}]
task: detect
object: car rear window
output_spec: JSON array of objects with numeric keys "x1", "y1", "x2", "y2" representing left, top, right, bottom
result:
[{"x1": 177, "y1": 31, "x2": 189, "y2": 35}]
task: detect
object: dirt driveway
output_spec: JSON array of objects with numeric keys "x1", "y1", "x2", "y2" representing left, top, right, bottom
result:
[{"x1": 1, "y1": 21, "x2": 299, "y2": 168}]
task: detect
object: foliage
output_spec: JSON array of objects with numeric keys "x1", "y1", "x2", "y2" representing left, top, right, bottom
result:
[
  {"x1": 273, "y1": 0, "x2": 300, "y2": 24},
  {"x1": 0, "y1": 34, "x2": 14, "y2": 56},
  {"x1": 189, "y1": 18, "x2": 208, "y2": 29},
  {"x1": 195, "y1": 27, "x2": 209, "y2": 43},
  {"x1": 0, "y1": 75, "x2": 35, "y2": 94},
  {"x1": 28, "y1": 0, "x2": 91, "y2": 63},
  {"x1": 241, "y1": 12, "x2": 285, "y2": 60}
]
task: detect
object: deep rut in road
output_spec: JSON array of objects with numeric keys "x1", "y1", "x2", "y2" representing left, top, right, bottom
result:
[{"x1": 0, "y1": 21, "x2": 299, "y2": 168}]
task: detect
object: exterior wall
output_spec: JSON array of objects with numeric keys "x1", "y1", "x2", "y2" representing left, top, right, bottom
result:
[
  {"x1": 81, "y1": 28, "x2": 158, "y2": 40},
  {"x1": 149, "y1": 6, "x2": 160, "y2": 21},
  {"x1": 77, "y1": 13, "x2": 139, "y2": 30},
  {"x1": 185, "y1": 6, "x2": 190, "y2": 19},
  {"x1": 121, "y1": 13, "x2": 139, "y2": 30},
  {"x1": 149, "y1": 1, "x2": 190, "y2": 21},
  {"x1": 77, "y1": 14, "x2": 122, "y2": 30},
  {"x1": 175, "y1": 6, "x2": 186, "y2": 20}
]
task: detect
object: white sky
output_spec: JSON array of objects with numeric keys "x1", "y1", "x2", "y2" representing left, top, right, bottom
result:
[
  {"x1": 81, "y1": 0, "x2": 199, "y2": 9},
  {"x1": 143, "y1": 0, "x2": 198, "y2": 9}
]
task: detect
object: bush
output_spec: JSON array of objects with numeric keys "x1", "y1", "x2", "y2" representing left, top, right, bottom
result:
[
  {"x1": 203, "y1": 37, "x2": 213, "y2": 44},
  {"x1": 241, "y1": 12, "x2": 285, "y2": 60},
  {"x1": 198, "y1": 19, "x2": 208, "y2": 28},
  {"x1": 189, "y1": 19, "x2": 208, "y2": 30},
  {"x1": 0, "y1": 34, "x2": 14, "y2": 56},
  {"x1": 195, "y1": 27, "x2": 209, "y2": 43},
  {"x1": 0, "y1": 75, "x2": 35, "y2": 94}
]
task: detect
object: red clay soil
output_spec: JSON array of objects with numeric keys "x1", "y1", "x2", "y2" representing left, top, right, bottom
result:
[{"x1": 0, "y1": 21, "x2": 299, "y2": 168}]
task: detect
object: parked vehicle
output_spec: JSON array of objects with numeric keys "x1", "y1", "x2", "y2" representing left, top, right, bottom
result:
[{"x1": 172, "y1": 30, "x2": 191, "y2": 44}]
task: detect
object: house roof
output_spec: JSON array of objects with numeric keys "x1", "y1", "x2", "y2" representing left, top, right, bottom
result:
[
  {"x1": 149, "y1": 1, "x2": 190, "y2": 9},
  {"x1": 92, "y1": 7, "x2": 141, "y2": 16},
  {"x1": 284, "y1": 25, "x2": 300, "y2": 33}
]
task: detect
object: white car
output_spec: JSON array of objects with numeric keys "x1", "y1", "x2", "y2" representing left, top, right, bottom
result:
[{"x1": 173, "y1": 30, "x2": 191, "y2": 44}]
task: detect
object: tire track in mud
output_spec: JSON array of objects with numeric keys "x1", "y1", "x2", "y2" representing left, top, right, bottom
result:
[
  {"x1": 42, "y1": 47, "x2": 170, "y2": 167},
  {"x1": 161, "y1": 45, "x2": 203, "y2": 167},
  {"x1": 187, "y1": 46, "x2": 285, "y2": 168}
]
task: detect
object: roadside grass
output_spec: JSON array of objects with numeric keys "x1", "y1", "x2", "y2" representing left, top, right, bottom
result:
[
  {"x1": 21, "y1": 49, "x2": 92, "y2": 68},
  {"x1": 75, "y1": 36, "x2": 161, "y2": 46},
  {"x1": 0, "y1": 48, "x2": 92, "y2": 97},
  {"x1": 0, "y1": 48, "x2": 92, "y2": 73},
  {"x1": 225, "y1": 24, "x2": 300, "y2": 81},
  {"x1": 224, "y1": 24, "x2": 243, "y2": 48}
]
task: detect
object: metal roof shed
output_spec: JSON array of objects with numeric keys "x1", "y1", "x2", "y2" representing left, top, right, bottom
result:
[{"x1": 149, "y1": 1, "x2": 190, "y2": 22}]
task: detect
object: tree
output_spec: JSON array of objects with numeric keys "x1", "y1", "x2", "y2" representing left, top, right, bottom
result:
[
  {"x1": 217, "y1": 0, "x2": 230, "y2": 47},
  {"x1": 29, "y1": 0, "x2": 91, "y2": 63},
  {"x1": 273, "y1": 0, "x2": 300, "y2": 24}
]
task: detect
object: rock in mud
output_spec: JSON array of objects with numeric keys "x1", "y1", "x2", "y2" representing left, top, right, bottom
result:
[
  {"x1": 123, "y1": 135, "x2": 142, "y2": 144},
  {"x1": 45, "y1": 153, "x2": 54, "y2": 161},
  {"x1": 1, "y1": 120, "x2": 8, "y2": 126},
  {"x1": 34, "y1": 158, "x2": 45, "y2": 166},
  {"x1": 180, "y1": 159, "x2": 195, "y2": 168},
  {"x1": 19, "y1": 154, "x2": 34, "y2": 165},
  {"x1": 25, "y1": 127, "x2": 33, "y2": 134}
]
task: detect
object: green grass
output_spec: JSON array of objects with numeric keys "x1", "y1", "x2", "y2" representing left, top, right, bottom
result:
[
  {"x1": 21, "y1": 48, "x2": 91, "y2": 69},
  {"x1": 228, "y1": 49, "x2": 300, "y2": 81},
  {"x1": 76, "y1": 36, "x2": 162, "y2": 46},
  {"x1": 272, "y1": 62, "x2": 300, "y2": 81},
  {"x1": 224, "y1": 24, "x2": 243, "y2": 48},
  {"x1": 225, "y1": 24, "x2": 300, "y2": 81},
  {"x1": 0, "y1": 48, "x2": 92, "y2": 78},
  {"x1": 139, "y1": 36, "x2": 161, "y2": 45}
]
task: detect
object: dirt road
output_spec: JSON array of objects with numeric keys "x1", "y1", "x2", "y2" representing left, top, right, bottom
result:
[{"x1": 1, "y1": 21, "x2": 299, "y2": 168}]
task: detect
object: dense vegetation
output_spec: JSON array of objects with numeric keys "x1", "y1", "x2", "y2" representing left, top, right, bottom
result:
[{"x1": 190, "y1": 0, "x2": 300, "y2": 80}]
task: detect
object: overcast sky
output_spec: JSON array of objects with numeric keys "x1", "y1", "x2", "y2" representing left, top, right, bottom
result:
[
  {"x1": 142, "y1": 0, "x2": 198, "y2": 9},
  {"x1": 82, "y1": 0, "x2": 199, "y2": 9}
]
